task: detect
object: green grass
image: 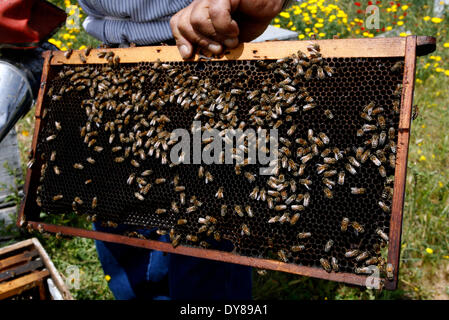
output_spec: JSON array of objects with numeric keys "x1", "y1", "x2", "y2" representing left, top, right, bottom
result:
[{"x1": 3, "y1": 0, "x2": 449, "y2": 300}]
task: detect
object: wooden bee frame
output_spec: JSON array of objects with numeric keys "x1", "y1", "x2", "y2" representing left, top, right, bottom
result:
[{"x1": 18, "y1": 36, "x2": 435, "y2": 290}]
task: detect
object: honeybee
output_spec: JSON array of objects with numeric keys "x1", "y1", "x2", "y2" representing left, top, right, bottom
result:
[
  {"x1": 318, "y1": 132, "x2": 329, "y2": 145},
  {"x1": 303, "y1": 192, "x2": 310, "y2": 207},
  {"x1": 205, "y1": 171, "x2": 214, "y2": 184},
  {"x1": 391, "y1": 61, "x2": 404, "y2": 72},
  {"x1": 352, "y1": 221, "x2": 365, "y2": 233},
  {"x1": 85, "y1": 179, "x2": 92, "y2": 185},
  {"x1": 389, "y1": 154, "x2": 396, "y2": 168},
  {"x1": 324, "y1": 239, "x2": 334, "y2": 252},
  {"x1": 363, "y1": 101, "x2": 375, "y2": 115},
  {"x1": 298, "y1": 232, "x2": 311, "y2": 239},
  {"x1": 155, "y1": 208, "x2": 166, "y2": 215},
  {"x1": 291, "y1": 204, "x2": 305, "y2": 211},
  {"x1": 94, "y1": 146, "x2": 103, "y2": 152},
  {"x1": 330, "y1": 257, "x2": 339, "y2": 272},
  {"x1": 180, "y1": 192, "x2": 186, "y2": 205},
  {"x1": 355, "y1": 267, "x2": 373, "y2": 275},
  {"x1": 172, "y1": 234, "x2": 181, "y2": 248},
  {"x1": 244, "y1": 171, "x2": 256, "y2": 183},
  {"x1": 241, "y1": 224, "x2": 251, "y2": 236},
  {"x1": 323, "y1": 187, "x2": 333, "y2": 199},
  {"x1": 53, "y1": 166, "x2": 61, "y2": 175},
  {"x1": 290, "y1": 213, "x2": 300, "y2": 225},
  {"x1": 53, "y1": 194, "x2": 63, "y2": 201},
  {"x1": 245, "y1": 206, "x2": 254, "y2": 218},
  {"x1": 186, "y1": 234, "x2": 198, "y2": 242},
  {"x1": 221, "y1": 204, "x2": 227, "y2": 216},
  {"x1": 36, "y1": 196, "x2": 42, "y2": 207},
  {"x1": 324, "y1": 109, "x2": 334, "y2": 119},
  {"x1": 134, "y1": 192, "x2": 144, "y2": 201},
  {"x1": 277, "y1": 250, "x2": 288, "y2": 263},
  {"x1": 351, "y1": 187, "x2": 366, "y2": 195},
  {"x1": 345, "y1": 249, "x2": 360, "y2": 258},
  {"x1": 64, "y1": 49, "x2": 73, "y2": 59},
  {"x1": 234, "y1": 205, "x2": 244, "y2": 217},
  {"x1": 376, "y1": 228, "x2": 389, "y2": 242},
  {"x1": 386, "y1": 263, "x2": 394, "y2": 280},
  {"x1": 338, "y1": 171, "x2": 345, "y2": 185},
  {"x1": 379, "y1": 165, "x2": 386, "y2": 177},
  {"x1": 303, "y1": 103, "x2": 316, "y2": 111},
  {"x1": 177, "y1": 219, "x2": 187, "y2": 225},
  {"x1": 320, "y1": 258, "x2": 332, "y2": 273},
  {"x1": 46, "y1": 134, "x2": 57, "y2": 141},
  {"x1": 155, "y1": 178, "x2": 166, "y2": 184},
  {"x1": 355, "y1": 251, "x2": 369, "y2": 262},
  {"x1": 378, "y1": 201, "x2": 390, "y2": 213},
  {"x1": 291, "y1": 245, "x2": 305, "y2": 252},
  {"x1": 361, "y1": 149, "x2": 371, "y2": 163}
]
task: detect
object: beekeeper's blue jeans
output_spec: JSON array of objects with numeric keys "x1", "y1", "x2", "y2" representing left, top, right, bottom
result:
[{"x1": 93, "y1": 223, "x2": 252, "y2": 300}]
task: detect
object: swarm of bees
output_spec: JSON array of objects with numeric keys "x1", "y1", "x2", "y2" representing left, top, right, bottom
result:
[{"x1": 32, "y1": 43, "x2": 405, "y2": 281}]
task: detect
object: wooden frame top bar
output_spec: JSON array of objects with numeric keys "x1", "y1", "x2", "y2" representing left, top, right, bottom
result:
[{"x1": 50, "y1": 37, "x2": 413, "y2": 65}]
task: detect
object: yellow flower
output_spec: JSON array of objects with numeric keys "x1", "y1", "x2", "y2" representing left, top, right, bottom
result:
[
  {"x1": 273, "y1": 24, "x2": 281, "y2": 28},
  {"x1": 439, "y1": 181, "x2": 444, "y2": 188},
  {"x1": 397, "y1": 21, "x2": 404, "y2": 26},
  {"x1": 79, "y1": 45, "x2": 87, "y2": 50},
  {"x1": 416, "y1": 78, "x2": 422, "y2": 84},
  {"x1": 363, "y1": 32, "x2": 369, "y2": 37},
  {"x1": 425, "y1": 248, "x2": 433, "y2": 254},
  {"x1": 421, "y1": 124, "x2": 426, "y2": 128},
  {"x1": 401, "y1": 5, "x2": 408, "y2": 10},
  {"x1": 431, "y1": 17, "x2": 443, "y2": 24},
  {"x1": 436, "y1": 67, "x2": 444, "y2": 72},
  {"x1": 280, "y1": 12, "x2": 290, "y2": 19},
  {"x1": 445, "y1": 70, "x2": 449, "y2": 76},
  {"x1": 444, "y1": 43, "x2": 449, "y2": 48},
  {"x1": 417, "y1": 149, "x2": 422, "y2": 154},
  {"x1": 443, "y1": 255, "x2": 449, "y2": 259},
  {"x1": 432, "y1": 154, "x2": 435, "y2": 159},
  {"x1": 298, "y1": 34, "x2": 305, "y2": 39},
  {"x1": 274, "y1": 18, "x2": 280, "y2": 23},
  {"x1": 319, "y1": 32, "x2": 326, "y2": 37},
  {"x1": 419, "y1": 155, "x2": 426, "y2": 161},
  {"x1": 386, "y1": 26, "x2": 392, "y2": 31},
  {"x1": 105, "y1": 275, "x2": 111, "y2": 282},
  {"x1": 291, "y1": 26, "x2": 297, "y2": 31},
  {"x1": 315, "y1": 23, "x2": 324, "y2": 28},
  {"x1": 305, "y1": 27, "x2": 311, "y2": 32},
  {"x1": 21, "y1": 130, "x2": 29, "y2": 137},
  {"x1": 423, "y1": 16, "x2": 430, "y2": 21},
  {"x1": 399, "y1": 32, "x2": 409, "y2": 37}
]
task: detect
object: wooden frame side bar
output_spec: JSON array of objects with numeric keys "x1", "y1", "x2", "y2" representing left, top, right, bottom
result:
[
  {"x1": 49, "y1": 38, "x2": 407, "y2": 65},
  {"x1": 26, "y1": 221, "x2": 369, "y2": 287},
  {"x1": 385, "y1": 36, "x2": 417, "y2": 290}
]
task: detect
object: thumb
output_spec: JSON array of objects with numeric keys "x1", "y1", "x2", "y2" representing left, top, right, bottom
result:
[
  {"x1": 209, "y1": 0, "x2": 240, "y2": 48},
  {"x1": 170, "y1": 14, "x2": 194, "y2": 59}
]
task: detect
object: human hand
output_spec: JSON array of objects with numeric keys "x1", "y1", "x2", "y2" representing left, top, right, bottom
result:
[{"x1": 170, "y1": 0, "x2": 285, "y2": 59}]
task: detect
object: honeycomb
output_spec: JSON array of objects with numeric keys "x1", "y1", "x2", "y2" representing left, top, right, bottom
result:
[{"x1": 30, "y1": 47, "x2": 403, "y2": 276}]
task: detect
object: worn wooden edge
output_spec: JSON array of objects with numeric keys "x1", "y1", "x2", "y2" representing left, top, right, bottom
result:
[
  {"x1": 25, "y1": 221, "x2": 373, "y2": 288},
  {"x1": 0, "y1": 259, "x2": 44, "y2": 282},
  {"x1": 49, "y1": 38, "x2": 407, "y2": 66},
  {"x1": 385, "y1": 36, "x2": 417, "y2": 291},
  {"x1": 34, "y1": 51, "x2": 52, "y2": 119},
  {"x1": 17, "y1": 52, "x2": 52, "y2": 228},
  {"x1": 31, "y1": 238, "x2": 74, "y2": 300},
  {"x1": 0, "y1": 249, "x2": 39, "y2": 270},
  {"x1": 0, "y1": 269, "x2": 50, "y2": 300},
  {"x1": 17, "y1": 117, "x2": 42, "y2": 228},
  {"x1": 416, "y1": 36, "x2": 436, "y2": 57},
  {"x1": 0, "y1": 238, "x2": 35, "y2": 255}
]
